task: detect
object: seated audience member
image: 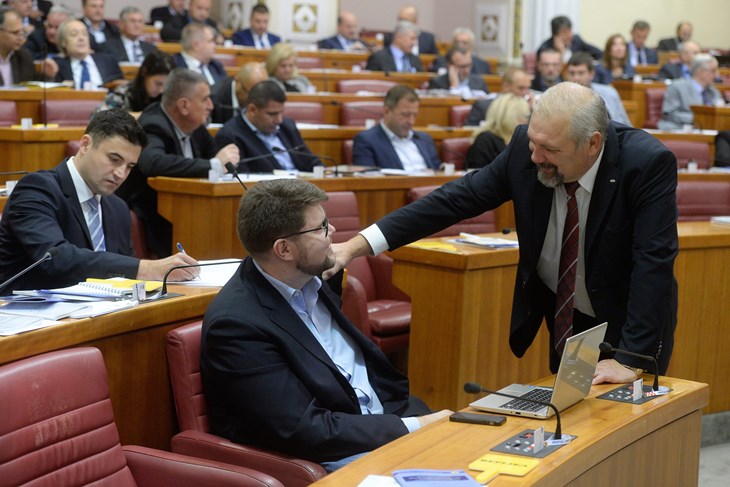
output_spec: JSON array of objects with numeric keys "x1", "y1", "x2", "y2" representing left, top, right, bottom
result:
[
  {"x1": 658, "y1": 40, "x2": 700, "y2": 80},
  {"x1": 266, "y1": 42, "x2": 313, "y2": 93},
  {"x1": 0, "y1": 7, "x2": 57, "y2": 85},
  {"x1": 658, "y1": 54, "x2": 723, "y2": 131},
  {"x1": 466, "y1": 93, "x2": 530, "y2": 169},
  {"x1": 105, "y1": 7, "x2": 157, "y2": 63},
  {"x1": 317, "y1": 11, "x2": 366, "y2": 52},
  {"x1": 149, "y1": 0, "x2": 186, "y2": 26},
  {"x1": 0, "y1": 109, "x2": 200, "y2": 292},
  {"x1": 214, "y1": 80, "x2": 322, "y2": 173},
  {"x1": 101, "y1": 51, "x2": 175, "y2": 112},
  {"x1": 80, "y1": 0, "x2": 120, "y2": 54},
  {"x1": 353, "y1": 85, "x2": 440, "y2": 171},
  {"x1": 366, "y1": 21, "x2": 421, "y2": 73},
  {"x1": 211, "y1": 61, "x2": 269, "y2": 123},
  {"x1": 537, "y1": 15, "x2": 602, "y2": 62},
  {"x1": 116, "y1": 68, "x2": 239, "y2": 258},
  {"x1": 595, "y1": 34, "x2": 634, "y2": 83},
  {"x1": 54, "y1": 19, "x2": 123, "y2": 89},
  {"x1": 465, "y1": 66, "x2": 535, "y2": 126},
  {"x1": 627, "y1": 20, "x2": 657, "y2": 67},
  {"x1": 430, "y1": 27, "x2": 491, "y2": 75},
  {"x1": 657, "y1": 21, "x2": 692, "y2": 52},
  {"x1": 201, "y1": 178, "x2": 448, "y2": 469},
  {"x1": 7, "y1": 0, "x2": 42, "y2": 35},
  {"x1": 383, "y1": 5, "x2": 437, "y2": 55},
  {"x1": 232, "y1": 2, "x2": 280, "y2": 48},
  {"x1": 161, "y1": 0, "x2": 219, "y2": 43},
  {"x1": 427, "y1": 45, "x2": 488, "y2": 97},
  {"x1": 565, "y1": 52, "x2": 632, "y2": 126},
  {"x1": 172, "y1": 22, "x2": 226, "y2": 85},
  {"x1": 24, "y1": 6, "x2": 69, "y2": 60},
  {"x1": 531, "y1": 48, "x2": 563, "y2": 92}
]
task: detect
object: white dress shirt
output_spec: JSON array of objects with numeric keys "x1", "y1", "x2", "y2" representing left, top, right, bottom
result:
[
  {"x1": 379, "y1": 123, "x2": 428, "y2": 172},
  {"x1": 72, "y1": 55, "x2": 103, "y2": 89}
]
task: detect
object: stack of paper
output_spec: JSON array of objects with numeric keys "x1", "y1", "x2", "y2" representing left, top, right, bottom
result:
[{"x1": 453, "y1": 232, "x2": 519, "y2": 249}]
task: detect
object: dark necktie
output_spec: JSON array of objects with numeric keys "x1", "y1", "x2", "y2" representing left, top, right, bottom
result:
[
  {"x1": 80, "y1": 60, "x2": 90, "y2": 89},
  {"x1": 402, "y1": 55, "x2": 412, "y2": 73},
  {"x1": 86, "y1": 197, "x2": 106, "y2": 252},
  {"x1": 638, "y1": 48, "x2": 645, "y2": 65},
  {"x1": 554, "y1": 181, "x2": 580, "y2": 355},
  {"x1": 133, "y1": 42, "x2": 143, "y2": 63},
  {"x1": 702, "y1": 88, "x2": 714, "y2": 106}
]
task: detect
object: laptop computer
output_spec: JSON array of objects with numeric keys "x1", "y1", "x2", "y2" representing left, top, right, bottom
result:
[{"x1": 469, "y1": 322, "x2": 608, "y2": 419}]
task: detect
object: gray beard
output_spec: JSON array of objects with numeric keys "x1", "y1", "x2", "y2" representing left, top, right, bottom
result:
[{"x1": 537, "y1": 167, "x2": 564, "y2": 188}]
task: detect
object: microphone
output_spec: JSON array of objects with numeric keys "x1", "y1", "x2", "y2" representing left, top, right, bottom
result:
[
  {"x1": 598, "y1": 342, "x2": 660, "y2": 391},
  {"x1": 233, "y1": 145, "x2": 307, "y2": 173},
  {"x1": 274, "y1": 146, "x2": 339, "y2": 170},
  {"x1": 0, "y1": 171, "x2": 30, "y2": 176},
  {"x1": 41, "y1": 39, "x2": 48, "y2": 127},
  {"x1": 0, "y1": 247, "x2": 59, "y2": 293},
  {"x1": 464, "y1": 381, "x2": 562, "y2": 440},
  {"x1": 224, "y1": 161, "x2": 247, "y2": 190},
  {"x1": 501, "y1": 227, "x2": 515, "y2": 234},
  {"x1": 158, "y1": 260, "x2": 243, "y2": 297}
]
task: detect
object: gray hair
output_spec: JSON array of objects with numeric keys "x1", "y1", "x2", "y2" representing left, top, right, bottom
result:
[
  {"x1": 119, "y1": 6, "x2": 142, "y2": 21},
  {"x1": 393, "y1": 20, "x2": 419, "y2": 37},
  {"x1": 690, "y1": 53, "x2": 717, "y2": 76},
  {"x1": 161, "y1": 68, "x2": 207, "y2": 108},
  {"x1": 452, "y1": 27, "x2": 475, "y2": 42},
  {"x1": 181, "y1": 22, "x2": 213, "y2": 52}
]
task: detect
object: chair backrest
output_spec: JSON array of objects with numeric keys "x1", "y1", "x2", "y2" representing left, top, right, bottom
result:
[
  {"x1": 66, "y1": 140, "x2": 81, "y2": 158},
  {"x1": 284, "y1": 101, "x2": 324, "y2": 124},
  {"x1": 342, "y1": 139, "x2": 354, "y2": 163},
  {"x1": 321, "y1": 191, "x2": 361, "y2": 242},
  {"x1": 0, "y1": 348, "x2": 136, "y2": 486},
  {"x1": 166, "y1": 321, "x2": 209, "y2": 433},
  {"x1": 214, "y1": 53, "x2": 238, "y2": 67},
  {"x1": 643, "y1": 88, "x2": 666, "y2": 129},
  {"x1": 522, "y1": 52, "x2": 537, "y2": 75},
  {"x1": 296, "y1": 57, "x2": 323, "y2": 69},
  {"x1": 449, "y1": 105, "x2": 472, "y2": 127},
  {"x1": 676, "y1": 181, "x2": 730, "y2": 221},
  {"x1": 130, "y1": 208, "x2": 156, "y2": 259},
  {"x1": 337, "y1": 79, "x2": 396, "y2": 94},
  {"x1": 440, "y1": 137, "x2": 471, "y2": 170},
  {"x1": 406, "y1": 185, "x2": 496, "y2": 236},
  {"x1": 0, "y1": 100, "x2": 17, "y2": 126},
  {"x1": 340, "y1": 101, "x2": 384, "y2": 126},
  {"x1": 661, "y1": 139, "x2": 712, "y2": 169},
  {"x1": 45, "y1": 99, "x2": 100, "y2": 125},
  {"x1": 347, "y1": 255, "x2": 377, "y2": 301}
]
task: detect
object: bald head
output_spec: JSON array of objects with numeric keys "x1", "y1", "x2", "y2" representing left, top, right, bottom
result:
[
  {"x1": 398, "y1": 5, "x2": 418, "y2": 24},
  {"x1": 337, "y1": 11, "x2": 358, "y2": 39},
  {"x1": 235, "y1": 62, "x2": 269, "y2": 105}
]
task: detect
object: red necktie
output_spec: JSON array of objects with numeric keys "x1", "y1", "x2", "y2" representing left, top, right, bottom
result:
[{"x1": 554, "y1": 181, "x2": 580, "y2": 355}]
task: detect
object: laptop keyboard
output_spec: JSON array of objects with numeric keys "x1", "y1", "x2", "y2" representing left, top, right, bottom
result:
[{"x1": 501, "y1": 388, "x2": 553, "y2": 412}]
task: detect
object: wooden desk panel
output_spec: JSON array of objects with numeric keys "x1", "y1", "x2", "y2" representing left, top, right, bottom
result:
[
  {"x1": 0, "y1": 89, "x2": 106, "y2": 123},
  {"x1": 691, "y1": 105, "x2": 730, "y2": 131}
]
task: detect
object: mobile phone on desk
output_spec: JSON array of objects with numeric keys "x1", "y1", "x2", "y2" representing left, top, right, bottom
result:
[{"x1": 449, "y1": 412, "x2": 506, "y2": 426}]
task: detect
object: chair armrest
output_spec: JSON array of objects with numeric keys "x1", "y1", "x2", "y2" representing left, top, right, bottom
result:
[
  {"x1": 122, "y1": 445, "x2": 283, "y2": 487},
  {"x1": 171, "y1": 430, "x2": 326, "y2": 487},
  {"x1": 342, "y1": 274, "x2": 373, "y2": 338},
  {"x1": 369, "y1": 254, "x2": 411, "y2": 302}
]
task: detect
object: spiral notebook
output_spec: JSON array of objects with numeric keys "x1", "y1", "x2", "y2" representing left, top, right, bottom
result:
[{"x1": 14, "y1": 282, "x2": 129, "y2": 301}]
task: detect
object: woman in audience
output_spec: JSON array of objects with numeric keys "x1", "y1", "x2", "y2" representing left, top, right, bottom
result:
[
  {"x1": 465, "y1": 94, "x2": 530, "y2": 169},
  {"x1": 595, "y1": 34, "x2": 634, "y2": 83},
  {"x1": 101, "y1": 52, "x2": 176, "y2": 113},
  {"x1": 265, "y1": 43, "x2": 313, "y2": 93}
]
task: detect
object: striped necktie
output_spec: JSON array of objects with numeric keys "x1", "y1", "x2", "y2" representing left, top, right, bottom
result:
[
  {"x1": 554, "y1": 181, "x2": 580, "y2": 355},
  {"x1": 86, "y1": 197, "x2": 106, "y2": 252}
]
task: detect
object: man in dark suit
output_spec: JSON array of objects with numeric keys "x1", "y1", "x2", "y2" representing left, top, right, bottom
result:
[
  {"x1": 0, "y1": 7, "x2": 57, "y2": 85},
  {"x1": 658, "y1": 40, "x2": 700, "y2": 80},
  {"x1": 7, "y1": 0, "x2": 42, "y2": 35},
  {"x1": 353, "y1": 85, "x2": 440, "y2": 171},
  {"x1": 427, "y1": 46, "x2": 488, "y2": 96},
  {"x1": 104, "y1": 7, "x2": 156, "y2": 63},
  {"x1": 531, "y1": 48, "x2": 563, "y2": 92},
  {"x1": 627, "y1": 20, "x2": 657, "y2": 67},
  {"x1": 53, "y1": 19, "x2": 123, "y2": 88},
  {"x1": 149, "y1": 0, "x2": 185, "y2": 26},
  {"x1": 317, "y1": 11, "x2": 367, "y2": 52},
  {"x1": 327, "y1": 82, "x2": 678, "y2": 381},
  {"x1": 201, "y1": 178, "x2": 447, "y2": 469},
  {"x1": 231, "y1": 2, "x2": 280, "y2": 48},
  {"x1": 23, "y1": 6, "x2": 68, "y2": 60},
  {"x1": 210, "y1": 60, "x2": 268, "y2": 124},
  {"x1": 160, "y1": 0, "x2": 219, "y2": 43},
  {"x1": 657, "y1": 21, "x2": 692, "y2": 52},
  {"x1": 383, "y1": 5, "x2": 437, "y2": 55},
  {"x1": 366, "y1": 21, "x2": 421, "y2": 72},
  {"x1": 465, "y1": 66, "x2": 535, "y2": 126},
  {"x1": 0, "y1": 109, "x2": 200, "y2": 292},
  {"x1": 537, "y1": 15, "x2": 602, "y2": 62},
  {"x1": 172, "y1": 22, "x2": 226, "y2": 85},
  {"x1": 214, "y1": 80, "x2": 321, "y2": 173},
  {"x1": 116, "y1": 68, "x2": 239, "y2": 258},
  {"x1": 430, "y1": 27, "x2": 491, "y2": 75},
  {"x1": 80, "y1": 0, "x2": 120, "y2": 54}
]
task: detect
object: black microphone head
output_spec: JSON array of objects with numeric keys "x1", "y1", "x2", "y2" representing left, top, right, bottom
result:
[
  {"x1": 224, "y1": 161, "x2": 237, "y2": 174},
  {"x1": 598, "y1": 342, "x2": 613, "y2": 353},
  {"x1": 47, "y1": 247, "x2": 59, "y2": 258},
  {"x1": 463, "y1": 382, "x2": 482, "y2": 394},
  {"x1": 501, "y1": 228, "x2": 512, "y2": 234}
]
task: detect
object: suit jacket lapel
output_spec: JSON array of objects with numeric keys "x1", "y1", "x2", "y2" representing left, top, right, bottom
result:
[
  {"x1": 56, "y1": 161, "x2": 93, "y2": 247},
  {"x1": 585, "y1": 123, "x2": 620, "y2": 257},
  {"x1": 240, "y1": 116, "x2": 280, "y2": 168},
  {"x1": 375, "y1": 126, "x2": 402, "y2": 168}
]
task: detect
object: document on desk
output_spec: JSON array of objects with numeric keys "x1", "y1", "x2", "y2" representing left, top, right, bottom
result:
[
  {"x1": 452, "y1": 233, "x2": 519, "y2": 249},
  {"x1": 0, "y1": 301, "x2": 88, "y2": 320},
  {"x1": 392, "y1": 469, "x2": 480, "y2": 486},
  {"x1": 0, "y1": 315, "x2": 60, "y2": 336},
  {"x1": 175, "y1": 259, "x2": 242, "y2": 287}
]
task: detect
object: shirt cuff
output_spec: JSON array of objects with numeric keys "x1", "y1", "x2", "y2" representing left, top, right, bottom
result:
[
  {"x1": 210, "y1": 158, "x2": 223, "y2": 176},
  {"x1": 402, "y1": 416, "x2": 421, "y2": 433},
  {"x1": 359, "y1": 224, "x2": 389, "y2": 255}
]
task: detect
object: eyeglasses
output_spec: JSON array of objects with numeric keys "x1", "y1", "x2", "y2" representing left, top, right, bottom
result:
[{"x1": 278, "y1": 217, "x2": 329, "y2": 240}]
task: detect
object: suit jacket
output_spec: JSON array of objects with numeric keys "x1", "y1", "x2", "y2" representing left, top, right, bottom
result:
[
  {"x1": 427, "y1": 73, "x2": 488, "y2": 92},
  {"x1": 384, "y1": 30, "x2": 438, "y2": 55},
  {"x1": 161, "y1": 15, "x2": 219, "y2": 43},
  {"x1": 210, "y1": 76, "x2": 237, "y2": 124},
  {"x1": 627, "y1": 42, "x2": 658, "y2": 66},
  {"x1": 150, "y1": 6, "x2": 185, "y2": 25},
  {"x1": 0, "y1": 161, "x2": 138, "y2": 292},
  {"x1": 373, "y1": 122, "x2": 678, "y2": 373},
  {"x1": 530, "y1": 73, "x2": 563, "y2": 92},
  {"x1": 1, "y1": 48, "x2": 43, "y2": 85},
  {"x1": 200, "y1": 257, "x2": 430, "y2": 462},
  {"x1": 430, "y1": 54, "x2": 491, "y2": 74},
  {"x1": 172, "y1": 52, "x2": 227, "y2": 84},
  {"x1": 116, "y1": 103, "x2": 217, "y2": 257},
  {"x1": 537, "y1": 34, "x2": 602, "y2": 60},
  {"x1": 657, "y1": 37, "x2": 681, "y2": 52},
  {"x1": 465, "y1": 130, "x2": 506, "y2": 169},
  {"x1": 214, "y1": 114, "x2": 321, "y2": 172},
  {"x1": 80, "y1": 18, "x2": 120, "y2": 55},
  {"x1": 317, "y1": 35, "x2": 366, "y2": 50},
  {"x1": 365, "y1": 47, "x2": 422, "y2": 72},
  {"x1": 658, "y1": 79, "x2": 723, "y2": 130},
  {"x1": 23, "y1": 27, "x2": 60, "y2": 60},
  {"x1": 658, "y1": 62, "x2": 688, "y2": 80},
  {"x1": 465, "y1": 98, "x2": 493, "y2": 126},
  {"x1": 231, "y1": 28, "x2": 281, "y2": 47},
  {"x1": 104, "y1": 36, "x2": 157, "y2": 63},
  {"x1": 592, "y1": 83, "x2": 632, "y2": 126},
  {"x1": 53, "y1": 53, "x2": 124, "y2": 87},
  {"x1": 352, "y1": 125, "x2": 441, "y2": 170}
]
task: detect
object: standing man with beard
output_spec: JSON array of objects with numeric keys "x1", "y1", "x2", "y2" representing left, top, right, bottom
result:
[{"x1": 324, "y1": 82, "x2": 679, "y2": 384}]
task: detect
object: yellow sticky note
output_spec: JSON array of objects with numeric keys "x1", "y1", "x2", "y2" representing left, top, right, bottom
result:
[{"x1": 408, "y1": 241, "x2": 461, "y2": 253}]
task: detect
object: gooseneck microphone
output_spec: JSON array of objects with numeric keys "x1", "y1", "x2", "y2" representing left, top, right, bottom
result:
[
  {"x1": 0, "y1": 247, "x2": 59, "y2": 293},
  {"x1": 224, "y1": 162, "x2": 247, "y2": 190},
  {"x1": 464, "y1": 382, "x2": 562, "y2": 440},
  {"x1": 598, "y1": 342, "x2": 660, "y2": 391},
  {"x1": 158, "y1": 260, "x2": 243, "y2": 297},
  {"x1": 272, "y1": 146, "x2": 341, "y2": 177}
]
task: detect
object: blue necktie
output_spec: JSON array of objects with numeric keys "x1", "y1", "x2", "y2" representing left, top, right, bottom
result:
[
  {"x1": 80, "y1": 60, "x2": 90, "y2": 89},
  {"x1": 86, "y1": 197, "x2": 106, "y2": 252},
  {"x1": 702, "y1": 88, "x2": 714, "y2": 106},
  {"x1": 402, "y1": 55, "x2": 412, "y2": 73}
]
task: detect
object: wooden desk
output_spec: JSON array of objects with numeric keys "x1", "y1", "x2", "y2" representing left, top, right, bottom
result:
[
  {"x1": 0, "y1": 89, "x2": 106, "y2": 124},
  {"x1": 0, "y1": 285, "x2": 220, "y2": 450},
  {"x1": 691, "y1": 105, "x2": 730, "y2": 131},
  {"x1": 389, "y1": 221, "x2": 730, "y2": 413},
  {"x1": 646, "y1": 129, "x2": 718, "y2": 161},
  {"x1": 613, "y1": 79, "x2": 667, "y2": 128},
  {"x1": 313, "y1": 376, "x2": 708, "y2": 486}
]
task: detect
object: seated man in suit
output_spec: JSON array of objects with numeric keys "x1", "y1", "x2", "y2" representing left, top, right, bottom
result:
[
  {"x1": 172, "y1": 22, "x2": 226, "y2": 85},
  {"x1": 531, "y1": 48, "x2": 563, "y2": 92},
  {"x1": 427, "y1": 46, "x2": 488, "y2": 97},
  {"x1": 383, "y1": 5, "x2": 437, "y2": 55},
  {"x1": 214, "y1": 80, "x2": 321, "y2": 173},
  {"x1": 0, "y1": 109, "x2": 200, "y2": 292},
  {"x1": 353, "y1": 85, "x2": 440, "y2": 171},
  {"x1": 0, "y1": 7, "x2": 57, "y2": 85},
  {"x1": 105, "y1": 7, "x2": 156, "y2": 63},
  {"x1": 658, "y1": 40, "x2": 700, "y2": 80},
  {"x1": 7, "y1": 0, "x2": 42, "y2": 36},
  {"x1": 430, "y1": 27, "x2": 491, "y2": 75},
  {"x1": 465, "y1": 66, "x2": 535, "y2": 126},
  {"x1": 366, "y1": 21, "x2": 421, "y2": 73},
  {"x1": 657, "y1": 21, "x2": 692, "y2": 52},
  {"x1": 317, "y1": 11, "x2": 366, "y2": 52},
  {"x1": 210, "y1": 61, "x2": 268, "y2": 123},
  {"x1": 116, "y1": 68, "x2": 239, "y2": 258},
  {"x1": 627, "y1": 20, "x2": 657, "y2": 67},
  {"x1": 149, "y1": 0, "x2": 185, "y2": 26},
  {"x1": 54, "y1": 19, "x2": 123, "y2": 89},
  {"x1": 160, "y1": 0, "x2": 220, "y2": 43},
  {"x1": 537, "y1": 15, "x2": 602, "y2": 62},
  {"x1": 201, "y1": 178, "x2": 448, "y2": 470},
  {"x1": 23, "y1": 6, "x2": 68, "y2": 60},
  {"x1": 80, "y1": 0, "x2": 120, "y2": 54},
  {"x1": 231, "y1": 2, "x2": 280, "y2": 48}
]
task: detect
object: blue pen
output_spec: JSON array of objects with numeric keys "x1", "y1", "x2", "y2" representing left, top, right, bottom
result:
[{"x1": 176, "y1": 242, "x2": 186, "y2": 254}]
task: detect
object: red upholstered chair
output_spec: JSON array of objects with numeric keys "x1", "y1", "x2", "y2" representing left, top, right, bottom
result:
[
  {"x1": 66, "y1": 139, "x2": 81, "y2": 157},
  {"x1": 643, "y1": 88, "x2": 666, "y2": 129},
  {"x1": 166, "y1": 323, "x2": 327, "y2": 487},
  {"x1": 130, "y1": 209, "x2": 157, "y2": 259},
  {"x1": 0, "y1": 347, "x2": 283, "y2": 487},
  {"x1": 341, "y1": 139, "x2": 354, "y2": 163},
  {"x1": 45, "y1": 99, "x2": 100, "y2": 125},
  {"x1": 449, "y1": 104, "x2": 472, "y2": 127},
  {"x1": 522, "y1": 52, "x2": 537, "y2": 75},
  {"x1": 440, "y1": 137, "x2": 471, "y2": 170},
  {"x1": 296, "y1": 57, "x2": 323, "y2": 69},
  {"x1": 661, "y1": 139, "x2": 712, "y2": 169},
  {"x1": 0, "y1": 100, "x2": 17, "y2": 126},
  {"x1": 337, "y1": 79, "x2": 396, "y2": 94},
  {"x1": 284, "y1": 102, "x2": 325, "y2": 124},
  {"x1": 340, "y1": 101, "x2": 384, "y2": 126},
  {"x1": 676, "y1": 181, "x2": 730, "y2": 221},
  {"x1": 406, "y1": 185, "x2": 496, "y2": 237},
  {"x1": 321, "y1": 191, "x2": 362, "y2": 242}
]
